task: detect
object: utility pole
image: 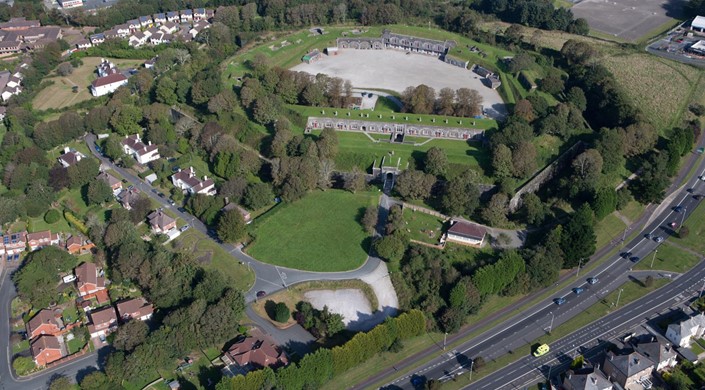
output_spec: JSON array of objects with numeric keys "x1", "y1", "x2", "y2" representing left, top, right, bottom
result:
[
  {"x1": 650, "y1": 249, "x2": 658, "y2": 269},
  {"x1": 616, "y1": 288, "x2": 624, "y2": 307},
  {"x1": 681, "y1": 207, "x2": 687, "y2": 228},
  {"x1": 547, "y1": 312, "x2": 555, "y2": 334},
  {"x1": 443, "y1": 332, "x2": 447, "y2": 351}
]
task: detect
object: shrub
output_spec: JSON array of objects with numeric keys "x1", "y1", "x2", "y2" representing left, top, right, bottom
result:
[
  {"x1": 12, "y1": 356, "x2": 35, "y2": 375},
  {"x1": 273, "y1": 302, "x2": 290, "y2": 323},
  {"x1": 690, "y1": 103, "x2": 705, "y2": 117},
  {"x1": 44, "y1": 209, "x2": 60, "y2": 224},
  {"x1": 64, "y1": 210, "x2": 88, "y2": 234},
  {"x1": 679, "y1": 226, "x2": 690, "y2": 239}
]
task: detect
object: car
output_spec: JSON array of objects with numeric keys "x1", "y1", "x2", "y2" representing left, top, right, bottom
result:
[
  {"x1": 128, "y1": 185, "x2": 134, "y2": 191},
  {"x1": 587, "y1": 277, "x2": 599, "y2": 285},
  {"x1": 554, "y1": 297, "x2": 566, "y2": 305},
  {"x1": 177, "y1": 207, "x2": 186, "y2": 213},
  {"x1": 630, "y1": 256, "x2": 640, "y2": 263},
  {"x1": 151, "y1": 189, "x2": 158, "y2": 194},
  {"x1": 674, "y1": 206, "x2": 684, "y2": 213},
  {"x1": 654, "y1": 236, "x2": 664, "y2": 243},
  {"x1": 533, "y1": 344, "x2": 550, "y2": 357},
  {"x1": 179, "y1": 225, "x2": 190, "y2": 232},
  {"x1": 410, "y1": 376, "x2": 424, "y2": 386},
  {"x1": 99, "y1": 334, "x2": 107, "y2": 343},
  {"x1": 700, "y1": 175, "x2": 705, "y2": 181},
  {"x1": 644, "y1": 233, "x2": 653, "y2": 240},
  {"x1": 572, "y1": 287, "x2": 584, "y2": 295},
  {"x1": 669, "y1": 222, "x2": 678, "y2": 228},
  {"x1": 171, "y1": 166, "x2": 181, "y2": 173},
  {"x1": 687, "y1": 188, "x2": 694, "y2": 193},
  {"x1": 256, "y1": 290, "x2": 266, "y2": 298},
  {"x1": 169, "y1": 199, "x2": 175, "y2": 206},
  {"x1": 158, "y1": 192, "x2": 165, "y2": 198},
  {"x1": 621, "y1": 332, "x2": 636, "y2": 343},
  {"x1": 621, "y1": 251, "x2": 633, "y2": 259},
  {"x1": 121, "y1": 179, "x2": 128, "y2": 184}
]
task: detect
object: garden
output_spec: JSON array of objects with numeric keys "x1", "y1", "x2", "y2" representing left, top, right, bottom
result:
[{"x1": 246, "y1": 190, "x2": 378, "y2": 271}]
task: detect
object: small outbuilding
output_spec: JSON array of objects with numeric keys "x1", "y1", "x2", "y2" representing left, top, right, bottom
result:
[{"x1": 444, "y1": 220, "x2": 486, "y2": 247}]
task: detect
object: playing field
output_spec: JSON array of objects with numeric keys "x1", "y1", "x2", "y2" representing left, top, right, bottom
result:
[
  {"x1": 246, "y1": 190, "x2": 378, "y2": 272},
  {"x1": 32, "y1": 57, "x2": 144, "y2": 111}
]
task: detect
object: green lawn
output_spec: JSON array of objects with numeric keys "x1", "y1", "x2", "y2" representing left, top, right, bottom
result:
[
  {"x1": 62, "y1": 305, "x2": 79, "y2": 324},
  {"x1": 247, "y1": 190, "x2": 377, "y2": 271},
  {"x1": 403, "y1": 209, "x2": 446, "y2": 245},
  {"x1": 12, "y1": 340, "x2": 29, "y2": 354},
  {"x1": 619, "y1": 201, "x2": 646, "y2": 223},
  {"x1": 28, "y1": 209, "x2": 73, "y2": 234},
  {"x1": 633, "y1": 242, "x2": 701, "y2": 273},
  {"x1": 675, "y1": 200, "x2": 705, "y2": 254},
  {"x1": 594, "y1": 213, "x2": 627, "y2": 249},
  {"x1": 171, "y1": 230, "x2": 255, "y2": 292},
  {"x1": 67, "y1": 335, "x2": 86, "y2": 354}
]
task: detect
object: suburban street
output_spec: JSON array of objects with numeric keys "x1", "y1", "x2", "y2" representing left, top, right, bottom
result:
[{"x1": 379, "y1": 147, "x2": 705, "y2": 388}]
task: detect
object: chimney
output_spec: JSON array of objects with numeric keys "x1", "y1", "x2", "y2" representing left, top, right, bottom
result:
[
  {"x1": 203, "y1": 175, "x2": 208, "y2": 181},
  {"x1": 63, "y1": 146, "x2": 70, "y2": 154},
  {"x1": 148, "y1": 141, "x2": 152, "y2": 146}
]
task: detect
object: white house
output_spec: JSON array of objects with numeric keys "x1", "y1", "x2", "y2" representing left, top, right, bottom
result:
[
  {"x1": 189, "y1": 20, "x2": 210, "y2": 38},
  {"x1": 115, "y1": 24, "x2": 131, "y2": 37},
  {"x1": 89, "y1": 33, "x2": 105, "y2": 45},
  {"x1": 693, "y1": 16, "x2": 705, "y2": 33},
  {"x1": 633, "y1": 336, "x2": 678, "y2": 372},
  {"x1": 75, "y1": 39, "x2": 92, "y2": 50},
  {"x1": 159, "y1": 21, "x2": 178, "y2": 34},
  {"x1": 58, "y1": 0, "x2": 83, "y2": 8},
  {"x1": 128, "y1": 31, "x2": 148, "y2": 47},
  {"x1": 90, "y1": 73, "x2": 128, "y2": 97},
  {"x1": 152, "y1": 13, "x2": 167, "y2": 25},
  {"x1": 171, "y1": 167, "x2": 216, "y2": 196},
  {"x1": 58, "y1": 147, "x2": 85, "y2": 168},
  {"x1": 193, "y1": 8, "x2": 206, "y2": 21},
  {"x1": 166, "y1": 11, "x2": 180, "y2": 23},
  {"x1": 180, "y1": 9, "x2": 193, "y2": 23},
  {"x1": 444, "y1": 220, "x2": 487, "y2": 247},
  {"x1": 666, "y1": 313, "x2": 705, "y2": 348},
  {"x1": 127, "y1": 19, "x2": 140, "y2": 31},
  {"x1": 120, "y1": 134, "x2": 160, "y2": 164},
  {"x1": 139, "y1": 15, "x2": 153, "y2": 28}
]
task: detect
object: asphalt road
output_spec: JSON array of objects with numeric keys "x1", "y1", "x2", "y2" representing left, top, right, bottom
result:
[{"x1": 381, "y1": 154, "x2": 705, "y2": 389}]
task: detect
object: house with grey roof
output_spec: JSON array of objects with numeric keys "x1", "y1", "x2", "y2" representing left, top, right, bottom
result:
[
  {"x1": 633, "y1": 336, "x2": 677, "y2": 371},
  {"x1": 602, "y1": 351, "x2": 654, "y2": 390},
  {"x1": 666, "y1": 312, "x2": 705, "y2": 348},
  {"x1": 562, "y1": 367, "x2": 613, "y2": 390}
]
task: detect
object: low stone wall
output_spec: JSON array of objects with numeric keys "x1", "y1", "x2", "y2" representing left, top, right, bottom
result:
[{"x1": 306, "y1": 116, "x2": 484, "y2": 141}]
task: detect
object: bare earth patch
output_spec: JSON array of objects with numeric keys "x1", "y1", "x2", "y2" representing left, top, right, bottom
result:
[{"x1": 291, "y1": 49, "x2": 507, "y2": 119}]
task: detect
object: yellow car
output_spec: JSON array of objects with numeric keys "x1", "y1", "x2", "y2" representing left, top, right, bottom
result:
[{"x1": 533, "y1": 344, "x2": 550, "y2": 357}]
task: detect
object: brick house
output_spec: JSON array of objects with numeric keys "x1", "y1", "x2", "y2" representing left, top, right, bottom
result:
[
  {"x1": 147, "y1": 210, "x2": 177, "y2": 234},
  {"x1": 221, "y1": 337, "x2": 289, "y2": 375},
  {"x1": 87, "y1": 306, "x2": 118, "y2": 338},
  {"x1": 117, "y1": 188, "x2": 140, "y2": 210},
  {"x1": 31, "y1": 335, "x2": 65, "y2": 366},
  {"x1": 26, "y1": 309, "x2": 64, "y2": 339},
  {"x1": 74, "y1": 262, "x2": 105, "y2": 297},
  {"x1": 26, "y1": 230, "x2": 60, "y2": 251},
  {"x1": 116, "y1": 298, "x2": 154, "y2": 322},
  {"x1": 65, "y1": 235, "x2": 95, "y2": 255}
]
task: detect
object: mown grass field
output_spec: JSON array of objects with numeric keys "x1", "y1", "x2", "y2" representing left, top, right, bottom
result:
[
  {"x1": 247, "y1": 190, "x2": 377, "y2": 271},
  {"x1": 594, "y1": 213, "x2": 627, "y2": 249},
  {"x1": 33, "y1": 57, "x2": 144, "y2": 111},
  {"x1": 634, "y1": 242, "x2": 701, "y2": 273},
  {"x1": 674, "y1": 200, "x2": 705, "y2": 255}
]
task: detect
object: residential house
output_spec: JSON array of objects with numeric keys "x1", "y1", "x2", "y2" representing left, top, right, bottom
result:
[
  {"x1": 58, "y1": 147, "x2": 85, "y2": 168},
  {"x1": 150, "y1": 31, "x2": 171, "y2": 45},
  {"x1": 128, "y1": 31, "x2": 148, "y2": 47},
  {"x1": 189, "y1": 20, "x2": 210, "y2": 38},
  {"x1": 89, "y1": 33, "x2": 105, "y2": 45},
  {"x1": 166, "y1": 11, "x2": 180, "y2": 23},
  {"x1": 102, "y1": 28, "x2": 121, "y2": 40},
  {"x1": 117, "y1": 187, "x2": 140, "y2": 210},
  {"x1": 26, "y1": 309, "x2": 63, "y2": 340},
  {"x1": 87, "y1": 306, "x2": 117, "y2": 338},
  {"x1": 602, "y1": 351, "x2": 654, "y2": 390},
  {"x1": 116, "y1": 298, "x2": 154, "y2": 322},
  {"x1": 633, "y1": 336, "x2": 677, "y2": 372},
  {"x1": 127, "y1": 19, "x2": 140, "y2": 31},
  {"x1": 1, "y1": 231, "x2": 27, "y2": 262},
  {"x1": 74, "y1": 262, "x2": 105, "y2": 297},
  {"x1": 65, "y1": 235, "x2": 95, "y2": 255},
  {"x1": 97, "y1": 59, "x2": 117, "y2": 77},
  {"x1": 147, "y1": 210, "x2": 177, "y2": 234},
  {"x1": 159, "y1": 21, "x2": 178, "y2": 34},
  {"x1": 97, "y1": 171, "x2": 122, "y2": 194},
  {"x1": 171, "y1": 167, "x2": 216, "y2": 196},
  {"x1": 75, "y1": 39, "x2": 92, "y2": 50},
  {"x1": 121, "y1": 133, "x2": 160, "y2": 164},
  {"x1": 31, "y1": 335, "x2": 65, "y2": 366},
  {"x1": 223, "y1": 202, "x2": 252, "y2": 224},
  {"x1": 153, "y1": 13, "x2": 167, "y2": 25},
  {"x1": 90, "y1": 73, "x2": 128, "y2": 97},
  {"x1": 444, "y1": 220, "x2": 487, "y2": 247},
  {"x1": 58, "y1": 0, "x2": 83, "y2": 8},
  {"x1": 666, "y1": 312, "x2": 705, "y2": 348},
  {"x1": 562, "y1": 367, "x2": 613, "y2": 390},
  {"x1": 193, "y1": 8, "x2": 206, "y2": 21},
  {"x1": 144, "y1": 57, "x2": 157, "y2": 68},
  {"x1": 26, "y1": 230, "x2": 60, "y2": 251},
  {"x1": 6, "y1": 75, "x2": 21, "y2": 89},
  {"x1": 115, "y1": 24, "x2": 131, "y2": 37},
  {"x1": 139, "y1": 15, "x2": 153, "y2": 28},
  {"x1": 0, "y1": 18, "x2": 41, "y2": 31},
  {"x1": 221, "y1": 337, "x2": 289, "y2": 375},
  {"x1": 205, "y1": 9, "x2": 215, "y2": 20},
  {"x1": 180, "y1": 9, "x2": 193, "y2": 23},
  {"x1": 1, "y1": 83, "x2": 21, "y2": 100}
]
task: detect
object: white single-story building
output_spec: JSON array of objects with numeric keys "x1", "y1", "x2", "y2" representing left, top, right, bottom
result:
[
  {"x1": 444, "y1": 220, "x2": 487, "y2": 247},
  {"x1": 90, "y1": 73, "x2": 128, "y2": 97}
]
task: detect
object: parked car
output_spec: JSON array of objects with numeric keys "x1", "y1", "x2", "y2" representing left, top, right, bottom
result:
[
  {"x1": 621, "y1": 251, "x2": 633, "y2": 259},
  {"x1": 128, "y1": 185, "x2": 134, "y2": 191},
  {"x1": 587, "y1": 277, "x2": 599, "y2": 285},
  {"x1": 572, "y1": 287, "x2": 584, "y2": 295},
  {"x1": 630, "y1": 256, "x2": 640, "y2": 263},
  {"x1": 180, "y1": 225, "x2": 190, "y2": 232},
  {"x1": 169, "y1": 199, "x2": 175, "y2": 206},
  {"x1": 158, "y1": 192, "x2": 165, "y2": 198},
  {"x1": 669, "y1": 222, "x2": 678, "y2": 228},
  {"x1": 256, "y1": 290, "x2": 267, "y2": 298},
  {"x1": 177, "y1": 207, "x2": 186, "y2": 213},
  {"x1": 621, "y1": 332, "x2": 635, "y2": 343},
  {"x1": 121, "y1": 179, "x2": 128, "y2": 184},
  {"x1": 151, "y1": 189, "x2": 158, "y2": 194},
  {"x1": 554, "y1": 297, "x2": 566, "y2": 305}
]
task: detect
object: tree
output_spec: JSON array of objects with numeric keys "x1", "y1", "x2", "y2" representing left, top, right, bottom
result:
[
  {"x1": 103, "y1": 136, "x2": 125, "y2": 162},
  {"x1": 112, "y1": 320, "x2": 148, "y2": 352},
  {"x1": 56, "y1": 62, "x2": 73, "y2": 76},
  {"x1": 492, "y1": 144, "x2": 513, "y2": 178},
  {"x1": 539, "y1": 73, "x2": 564, "y2": 95},
  {"x1": 273, "y1": 302, "x2": 290, "y2": 323},
  {"x1": 344, "y1": 167, "x2": 366, "y2": 193},
  {"x1": 12, "y1": 356, "x2": 35, "y2": 375},
  {"x1": 14, "y1": 247, "x2": 77, "y2": 308},
  {"x1": 128, "y1": 195, "x2": 152, "y2": 225},
  {"x1": 317, "y1": 128, "x2": 339, "y2": 159},
  {"x1": 435, "y1": 87, "x2": 455, "y2": 116},
  {"x1": 44, "y1": 209, "x2": 60, "y2": 224},
  {"x1": 512, "y1": 141, "x2": 537, "y2": 179},
  {"x1": 560, "y1": 204, "x2": 596, "y2": 268},
  {"x1": 591, "y1": 187, "x2": 617, "y2": 221},
  {"x1": 644, "y1": 275, "x2": 654, "y2": 288},
  {"x1": 252, "y1": 95, "x2": 282, "y2": 125},
  {"x1": 80, "y1": 371, "x2": 110, "y2": 390},
  {"x1": 394, "y1": 170, "x2": 436, "y2": 200},
  {"x1": 424, "y1": 147, "x2": 448, "y2": 177},
  {"x1": 508, "y1": 52, "x2": 534, "y2": 73},
  {"x1": 441, "y1": 171, "x2": 480, "y2": 217},
  {"x1": 217, "y1": 208, "x2": 246, "y2": 243},
  {"x1": 630, "y1": 152, "x2": 669, "y2": 204},
  {"x1": 243, "y1": 183, "x2": 273, "y2": 210},
  {"x1": 522, "y1": 192, "x2": 547, "y2": 225},
  {"x1": 513, "y1": 99, "x2": 535, "y2": 122},
  {"x1": 86, "y1": 180, "x2": 113, "y2": 205},
  {"x1": 571, "y1": 149, "x2": 604, "y2": 191},
  {"x1": 595, "y1": 127, "x2": 625, "y2": 175},
  {"x1": 566, "y1": 86, "x2": 587, "y2": 112},
  {"x1": 622, "y1": 123, "x2": 657, "y2": 157},
  {"x1": 481, "y1": 193, "x2": 509, "y2": 227},
  {"x1": 455, "y1": 88, "x2": 482, "y2": 117},
  {"x1": 361, "y1": 205, "x2": 378, "y2": 234},
  {"x1": 374, "y1": 234, "x2": 407, "y2": 263},
  {"x1": 402, "y1": 85, "x2": 436, "y2": 114},
  {"x1": 561, "y1": 40, "x2": 598, "y2": 66},
  {"x1": 110, "y1": 105, "x2": 142, "y2": 135}
]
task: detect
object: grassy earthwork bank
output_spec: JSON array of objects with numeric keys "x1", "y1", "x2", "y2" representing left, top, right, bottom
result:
[
  {"x1": 246, "y1": 190, "x2": 378, "y2": 272},
  {"x1": 32, "y1": 57, "x2": 145, "y2": 111}
]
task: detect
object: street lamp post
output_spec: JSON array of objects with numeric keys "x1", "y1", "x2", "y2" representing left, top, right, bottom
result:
[
  {"x1": 616, "y1": 288, "x2": 624, "y2": 307},
  {"x1": 650, "y1": 249, "x2": 658, "y2": 269},
  {"x1": 468, "y1": 359, "x2": 474, "y2": 382},
  {"x1": 576, "y1": 258, "x2": 583, "y2": 278},
  {"x1": 444, "y1": 332, "x2": 447, "y2": 351},
  {"x1": 681, "y1": 207, "x2": 687, "y2": 228},
  {"x1": 547, "y1": 312, "x2": 555, "y2": 334}
]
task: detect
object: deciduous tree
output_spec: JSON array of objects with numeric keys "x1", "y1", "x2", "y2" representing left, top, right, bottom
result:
[{"x1": 217, "y1": 208, "x2": 246, "y2": 243}]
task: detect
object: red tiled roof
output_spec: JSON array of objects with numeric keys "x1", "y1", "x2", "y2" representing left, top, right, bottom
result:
[
  {"x1": 75, "y1": 262, "x2": 104, "y2": 290},
  {"x1": 27, "y1": 309, "x2": 61, "y2": 336},
  {"x1": 225, "y1": 338, "x2": 288, "y2": 369}
]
